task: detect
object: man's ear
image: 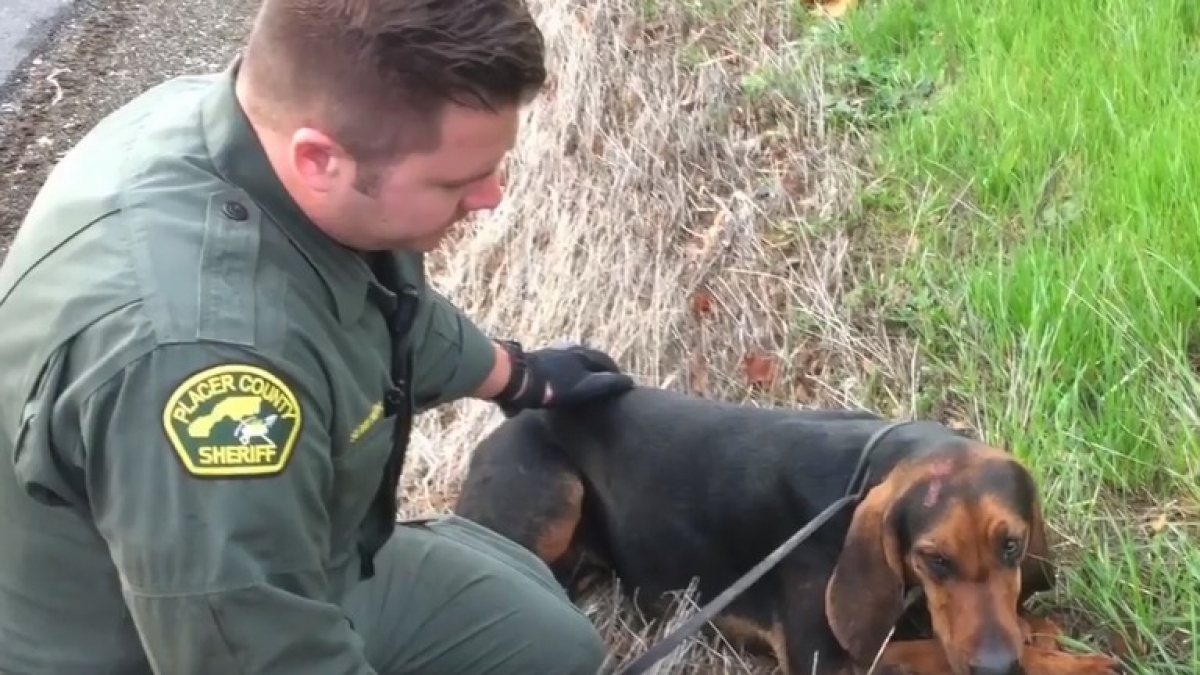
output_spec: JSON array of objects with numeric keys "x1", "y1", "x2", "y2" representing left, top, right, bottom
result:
[
  {"x1": 825, "y1": 481, "x2": 908, "y2": 663},
  {"x1": 290, "y1": 127, "x2": 343, "y2": 194},
  {"x1": 1019, "y1": 488, "x2": 1056, "y2": 602}
]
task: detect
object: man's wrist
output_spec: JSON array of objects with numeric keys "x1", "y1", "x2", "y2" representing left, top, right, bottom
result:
[
  {"x1": 494, "y1": 340, "x2": 529, "y2": 402},
  {"x1": 472, "y1": 340, "x2": 524, "y2": 401},
  {"x1": 470, "y1": 341, "x2": 510, "y2": 400}
]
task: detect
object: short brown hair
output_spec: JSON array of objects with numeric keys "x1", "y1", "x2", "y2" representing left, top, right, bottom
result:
[{"x1": 241, "y1": 0, "x2": 547, "y2": 162}]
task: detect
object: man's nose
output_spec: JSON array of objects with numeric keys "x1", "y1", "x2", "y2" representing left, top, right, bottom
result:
[
  {"x1": 969, "y1": 646, "x2": 1021, "y2": 675},
  {"x1": 463, "y1": 174, "x2": 504, "y2": 212}
]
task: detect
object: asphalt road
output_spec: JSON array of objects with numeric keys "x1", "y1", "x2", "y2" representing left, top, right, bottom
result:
[
  {"x1": 0, "y1": 0, "x2": 73, "y2": 92},
  {"x1": 0, "y1": 0, "x2": 258, "y2": 257}
]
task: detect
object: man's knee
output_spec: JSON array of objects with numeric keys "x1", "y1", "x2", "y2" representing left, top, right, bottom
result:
[
  {"x1": 483, "y1": 592, "x2": 607, "y2": 675},
  {"x1": 524, "y1": 600, "x2": 607, "y2": 674},
  {"x1": 420, "y1": 515, "x2": 608, "y2": 674},
  {"x1": 572, "y1": 626, "x2": 609, "y2": 674},
  {"x1": 345, "y1": 514, "x2": 609, "y2": 674}
]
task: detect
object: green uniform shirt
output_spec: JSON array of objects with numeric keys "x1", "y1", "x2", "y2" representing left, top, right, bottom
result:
[{"x1": 0, "y1": 60, "x2": 497, "y2": 674}]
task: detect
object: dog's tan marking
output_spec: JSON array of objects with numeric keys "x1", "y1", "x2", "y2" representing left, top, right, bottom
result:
[
  {"x1": 532, "y1": 472, "x2": 584, "y2": 564},
  {"x1": 712, "y1": 614, "x2": 789, "y2": 674}
]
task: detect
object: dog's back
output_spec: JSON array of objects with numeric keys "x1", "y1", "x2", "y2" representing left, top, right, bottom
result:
[
  {"x1": 454, "y1": 387, "x2": 928, "y2": 597},
  {"x1": 537, "y1": 386, "x2": 887, "y2": 510}
]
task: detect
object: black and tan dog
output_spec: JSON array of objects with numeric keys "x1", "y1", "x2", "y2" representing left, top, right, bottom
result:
[{"x1": 454, "y1": 386, "x2": 1123, "y2": 675}]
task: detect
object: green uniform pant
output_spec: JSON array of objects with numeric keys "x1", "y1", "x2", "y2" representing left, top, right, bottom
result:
[{"x1": 342, "y1": 514, "x2": 607, "y2": 675}]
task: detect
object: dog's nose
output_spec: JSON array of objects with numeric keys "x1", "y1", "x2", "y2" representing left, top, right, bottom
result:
[{"x1": 968, "y1": 647, "x2": 1021, "y2": 675}]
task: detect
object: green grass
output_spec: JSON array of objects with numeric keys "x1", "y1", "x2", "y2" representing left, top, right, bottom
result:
[{"x1": 806, "y1": 0, "x2": 1200, "y2": 671}]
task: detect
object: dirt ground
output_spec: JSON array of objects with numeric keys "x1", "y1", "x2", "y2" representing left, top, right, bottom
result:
[
  {"x1": 0, "y1": 1, "x2": 914, "y2": 673},
  {"x1": 0, "y1": 0, "x2": 257, "y2": 256}
]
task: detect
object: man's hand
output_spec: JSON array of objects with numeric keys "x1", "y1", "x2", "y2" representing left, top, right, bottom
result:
[{"x1": 489, "y1": 340, "x2": 634, "y2": 417}]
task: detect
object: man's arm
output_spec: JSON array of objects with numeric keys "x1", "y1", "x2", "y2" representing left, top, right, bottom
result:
[
  {"x1": 405, "y1": 284, "x2": 634, "y2": 415},
  {"x1": 77, "y1": 341, "x2": 376, "y2": 674},
  {"x1": 406, "y1": 281, "x2": 513, "y2": 411}
]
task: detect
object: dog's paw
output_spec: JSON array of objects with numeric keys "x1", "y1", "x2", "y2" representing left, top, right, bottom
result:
[
  {"x1": 1020, "y1": 614, "x2": 1066, "y2": 650},
  {"x1": 1023, "y1": 647, "x2": 1124, "y2": 675}
]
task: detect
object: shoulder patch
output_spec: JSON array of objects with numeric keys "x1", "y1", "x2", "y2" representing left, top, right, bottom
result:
[{"x1": 162, "y1": 364, "x2": 303, "y2": 478}]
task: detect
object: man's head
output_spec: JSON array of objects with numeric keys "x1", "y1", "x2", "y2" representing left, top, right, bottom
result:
[
  {"x1": 236, "y1": 0, "x2": 547, "y2": 252},
  {"x1": 824, "y1": 442, "x2": 1056, "y2": 675}
]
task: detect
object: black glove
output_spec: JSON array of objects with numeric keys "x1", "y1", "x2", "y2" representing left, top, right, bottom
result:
[{"x1": 490, "y1": 340, "x2": 635, "y2": 417}]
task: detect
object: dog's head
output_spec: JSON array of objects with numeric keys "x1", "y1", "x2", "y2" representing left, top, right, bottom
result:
[{"x1": 825, "y1": 441, "x2": 1053, "y2": 675}]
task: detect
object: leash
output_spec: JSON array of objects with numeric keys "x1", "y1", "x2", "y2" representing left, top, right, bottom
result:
[{"x1": 613, "y1": 420, "x2": 913, "y2": 675}]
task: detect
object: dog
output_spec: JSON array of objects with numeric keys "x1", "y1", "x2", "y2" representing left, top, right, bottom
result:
[{"x1": 453, "y1": 386, "x2": 1123, "y2": 675}]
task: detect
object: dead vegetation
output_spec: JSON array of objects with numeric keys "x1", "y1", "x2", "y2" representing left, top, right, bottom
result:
[
  {"x1": 0, "y1": 0, "x2": 913, "y2": 671},
  {"x1": 400, "y1": 0, "x2": 919, "y2": 671}
]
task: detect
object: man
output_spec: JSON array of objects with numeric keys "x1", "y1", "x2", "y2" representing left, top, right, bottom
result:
[{"x1": 0, "y1": 0, "x2": 634, "y2": 673}]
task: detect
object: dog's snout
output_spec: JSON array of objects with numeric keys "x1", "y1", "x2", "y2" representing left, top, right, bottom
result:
[{"x1": 968, "y1": 647, "x2": 1021, "y2": 675}]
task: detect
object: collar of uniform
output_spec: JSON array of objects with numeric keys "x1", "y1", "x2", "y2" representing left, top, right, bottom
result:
[{"x1": 198, "y1": 57, "x2": 372, "y2": 325}]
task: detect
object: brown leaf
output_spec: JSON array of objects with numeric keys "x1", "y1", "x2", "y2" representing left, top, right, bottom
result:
[
  {"x1": 1106, "y1": 630, "x2": 1131, "y2": 661},
  {"x1": 684, "y1": 211, "x2": 728, "y2": 263},
  {"x1": 809, "y1": 0, "x2": 857, "y2": 19},
  {"x1": 792, "y1": 375, "x2": 816, "y2": 405},
  {"x1": 689, "y1": 289, "x2": 715, "y2": 318},
  {"x1": 689, "y1": 353, "x2": 710, "y2": 396},
  {"x1": 742, "y1": 351, "x2": 779, "y2": 390},
  {"x1": 946, "y1": 414, "x2": 973, "y2": 433},
  {"x1": 792, "y1": 346, "x2": 822, "y2": 404},
  {"x1": 1149, "y1": 511, "x2": 1170, "y2": 534}
]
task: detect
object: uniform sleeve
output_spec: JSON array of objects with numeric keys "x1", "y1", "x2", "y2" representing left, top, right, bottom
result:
[
  {"x1": 407, "y1": 284, "x2": 497, "y2": 412},
  {"x1": 77, "y1": 341, "x2": 376, "y2": 674}
]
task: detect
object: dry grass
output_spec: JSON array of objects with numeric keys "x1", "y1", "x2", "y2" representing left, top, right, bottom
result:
[{"x1": 396, "y1": 0, "x2": 911, "y2": 671}]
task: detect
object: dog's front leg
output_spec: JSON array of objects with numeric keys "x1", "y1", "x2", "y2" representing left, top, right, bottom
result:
[
  {"x1": 779, "y1": 616, "x2": 949, "y2": 675},
  {"x1": 1015, "y1": 611, "x2": 1122, "y2": 674},
  {"x1": 871, "y1": 639, "x2": 1124, "y2": 675},
  {"x1": 1019, "y1": 611, "x2": 1065, "y2": 650},
  {"x1": 1021, "y1": 647, "x2": 1123, "y2": 675},
  {"x1": 777, "y1": 564, "x2": 882, "y2": 675}
]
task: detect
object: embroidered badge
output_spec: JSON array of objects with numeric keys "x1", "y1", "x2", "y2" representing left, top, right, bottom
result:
[{"x1": 162, "y1": 364, "x2": 303, "y2": 477}]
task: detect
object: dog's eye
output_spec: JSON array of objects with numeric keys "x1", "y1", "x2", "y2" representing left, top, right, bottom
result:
[
  {"x1": 1000, "y1": 536, "x2": 1023, "y2": 564},
  {"x1": 922, "y1": 552, "x2": 953, "y2": 579}
]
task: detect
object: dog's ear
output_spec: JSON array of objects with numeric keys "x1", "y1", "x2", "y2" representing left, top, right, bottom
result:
[
  {"x1": 825, "y1": 481, "x2": 908, "y2": 662},
  {"x1": 1019, "y1": 489, "x2": 1056, "y2": 600}
]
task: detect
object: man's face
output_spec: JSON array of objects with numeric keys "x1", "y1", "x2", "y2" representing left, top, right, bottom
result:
[{"x1": 291, "y1": 103, "x2": 519, "y2": 252}]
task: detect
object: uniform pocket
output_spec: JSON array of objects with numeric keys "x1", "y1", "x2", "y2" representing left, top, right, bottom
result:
[{"x1": 327, "y1": 414, "x2": 397, "y2": 558}]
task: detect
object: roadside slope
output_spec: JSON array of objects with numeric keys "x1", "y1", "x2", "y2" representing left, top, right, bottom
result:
[{"x1": 2, "y1": 0, "x2": 908, "y2": 672}]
